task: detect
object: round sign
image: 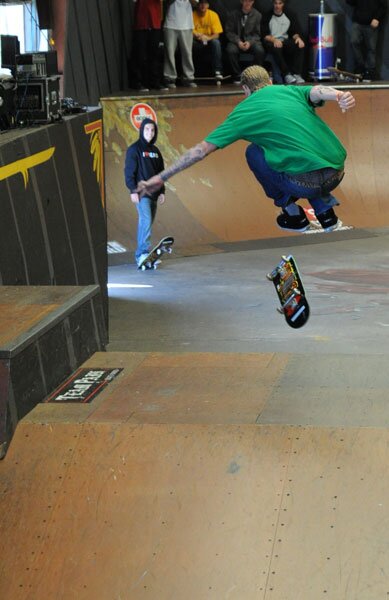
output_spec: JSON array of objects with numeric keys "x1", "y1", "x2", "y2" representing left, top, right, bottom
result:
[{"x1": 130, "y1": 103, "x2": 158, "y2": 130}]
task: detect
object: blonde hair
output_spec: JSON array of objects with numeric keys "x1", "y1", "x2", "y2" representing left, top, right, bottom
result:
[{"x1": 241, "y1": 66, "x2": 271, "y2": 92}]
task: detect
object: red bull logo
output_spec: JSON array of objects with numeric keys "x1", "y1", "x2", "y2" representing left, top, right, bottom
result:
[{"x1": 309, "y1": 35, "x2": 334, "y2": 48}]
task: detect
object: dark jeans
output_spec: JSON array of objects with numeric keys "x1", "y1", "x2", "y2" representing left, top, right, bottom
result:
[
  {"x1": 132, "y1": 29, "x2": 163, "y2": 88},
  {"x1": 226, "y1": 41, "x2": 265, "y2": 79},
  {"x1": 245, "y1": 144, "x2": 343, "y2": 216},
  {"x1": 193, "y1": 38, "x2": 223, "y2": 74},
  {"x1": 263, "y1": 38, "x2": 304, "y2": 76},
  {"x1": 350, "y1": 22, "x2": 378, "y2": 73}
]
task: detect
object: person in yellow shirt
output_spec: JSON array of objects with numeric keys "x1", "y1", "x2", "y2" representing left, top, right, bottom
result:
[{"x1": 193, "y1": 0, "x2": 224, "y2": 80}]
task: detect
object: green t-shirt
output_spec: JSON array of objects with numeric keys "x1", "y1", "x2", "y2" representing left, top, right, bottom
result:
[{"x1": 205, "y1": 85, "x2": 346, "y2": 174}]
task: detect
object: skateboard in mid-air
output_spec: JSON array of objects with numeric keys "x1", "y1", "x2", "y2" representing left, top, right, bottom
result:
[
  {"x1": 138, "y1": 236, "x2": 174, "y2": 271},
  {"x1": 267, "y1": 255, "x2": 310, "y2": 329},
  {"x1": 328, "y1": 67, "x2": 362, "y2": 82}
]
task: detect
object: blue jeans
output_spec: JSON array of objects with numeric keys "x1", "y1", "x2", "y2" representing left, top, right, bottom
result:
[
  {"x1": 193, "y1": 38, "x2": 223, "y2": 73},
  {"x1": 135, "y1": 196, "x2": 157, "y2": 261},
  {"x1": 245, "y1": 144, "x2": 343, "y2": 216}
]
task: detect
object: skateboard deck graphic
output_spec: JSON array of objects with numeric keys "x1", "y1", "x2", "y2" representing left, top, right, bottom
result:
[
  {"x1": 267, "y1": 254, "x2": 310, "y2": 329},
  {"x1": 138, "y1": 236, "x2": 174, "y2": 271},
  {"x1": 328, "y1": 67, "x2": 362, "y2": 82}
]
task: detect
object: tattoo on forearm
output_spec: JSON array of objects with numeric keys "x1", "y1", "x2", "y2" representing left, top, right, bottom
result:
[
  {"x1": 161, "y1": 144, "x2": 205, "y2": 181},
  {"x1": 312, "y1": 85, "x2": 338, "y2": 102}
]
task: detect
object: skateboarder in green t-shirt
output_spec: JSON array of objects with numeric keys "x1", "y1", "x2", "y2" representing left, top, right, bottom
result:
[{"x1": 137, "y1": 65, "x2": 356, "y2": 232}]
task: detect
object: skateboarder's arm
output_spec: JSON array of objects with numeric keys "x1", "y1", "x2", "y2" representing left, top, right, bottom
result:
[
  {"x1": 310, "y1": 86, "x2": 356, "y2": 111},
  {"x1": 136, "y1": 141, "x2": 218, "y2": 195}
]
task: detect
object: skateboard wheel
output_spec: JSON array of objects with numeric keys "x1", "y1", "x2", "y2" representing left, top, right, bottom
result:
[
  {"x1": 153, "y1": 264, "x2": 158, "y2": 270},
  {"x1": 277, "y1": 307, "x2": 284, "y2": 314},
  {"x1": 156, "y1": 249, "x2": 162, "y2": 255},
  {"x1": 216, "y1": 81, "x2": 221, "y2": 86},
  {"x1": 266, "y1": 273, "x2": 274, "y2": 281},
  {"x1": 141, "y1": 265, "x2": 146, "y2": 271}
]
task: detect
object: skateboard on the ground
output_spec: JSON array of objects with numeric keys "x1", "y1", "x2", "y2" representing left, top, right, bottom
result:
[
  {"x1": 194, "y1": 75, "x2": 231, "y2": 86},
  {"x1": 328, "y1": 67, "x2": 362, "y2": 82},
  {"x1": 267, "y1": 255, "x2": 310, "y2": 329},
  {"x1": 138, "y1": 236, "x2": 174, "y2": 271}
]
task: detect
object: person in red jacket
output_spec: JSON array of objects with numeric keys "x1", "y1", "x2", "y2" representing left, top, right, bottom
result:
[{"x1": 132, "y1": 0, "x2": 167, "y2": 91}]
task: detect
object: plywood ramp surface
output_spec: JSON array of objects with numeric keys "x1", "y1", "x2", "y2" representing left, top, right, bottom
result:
[
  {"x1": 1, "y1": 422, "x2": 389, "y2": 599},
  {"x1": 30, "y1": 351, "x2": 389, "y2": 428},
  {"x1": 0, "y1": 286, "x2": 91, "y2": 348}
]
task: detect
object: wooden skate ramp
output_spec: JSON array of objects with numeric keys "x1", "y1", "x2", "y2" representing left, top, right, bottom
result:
[
  {"x1": 1, "y1": 351, "x2": 389, "y2": 599},
  {"x1": 104, "y1": 88, "x2": 389, "y2": 256}
]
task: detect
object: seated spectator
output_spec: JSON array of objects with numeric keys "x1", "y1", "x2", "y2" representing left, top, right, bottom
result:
[
  {"x1": 193, "y1": 0, "x2": 224, "y2": 80},
  {"x1": 225, "y1": 0, "x2": 265, "y2": 84},
  {"x1": 262, "y1": 0, "x2": 305, "y2": 85},
  {"x1": 131, "y1": 0, "x2": 167, "y2": 91},
  {"x1": 346, "y1": 0, "x2": 387, "y2": 81}
]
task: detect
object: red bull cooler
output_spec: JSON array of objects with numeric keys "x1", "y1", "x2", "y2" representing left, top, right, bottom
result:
[{"x1": 308, "y1": 13, "x2": 337, "y2": 80}]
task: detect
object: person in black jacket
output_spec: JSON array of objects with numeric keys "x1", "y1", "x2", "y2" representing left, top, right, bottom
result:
[
  {"x1": 225, "y1": 0, "x2": 265, "y2": 84},
  {"x1": 346, "y1": 0, "x2": 387, "y2": 81},
  {"x1": 262, "y1": 0, "x2": 305, "y2": 85},
  {"x1": 125, "y1": 118, "x2": 166, "y2": 266}
]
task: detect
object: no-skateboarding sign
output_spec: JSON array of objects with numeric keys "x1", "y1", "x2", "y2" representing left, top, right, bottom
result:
[{"x1": 130, "y1": 103, "x2": 157, "y2": 130}]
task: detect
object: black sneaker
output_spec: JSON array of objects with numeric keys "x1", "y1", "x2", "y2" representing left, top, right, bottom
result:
[
  {"x1": 276, "y1": 206, "x2": 309, "y2": 232},
  {"x1": 315, "y1": 208, "x2": 339, "y2": 231}
]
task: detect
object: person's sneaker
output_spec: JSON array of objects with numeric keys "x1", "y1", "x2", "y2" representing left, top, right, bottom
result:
[
  {"x1": 293, "y1": 74, "x2": 305, "y2": 84},
  {"x1": 183, "y1": 80, "x2": 198, "y2": 88},
  {"x1": 215, "y1": 71, "x2": 223, "y2": 81},
  {"x1": 362, "y1": 70, "x2": 375, "y2": 83},
  {"x1": 165, "y1": 80, "x2": 176, "y2": 89},
  {"x1": 315, "y1": 208, "x2": 340, "y2": 231},
  {"x1": 276, "y1": 206, "x2": 310, "y2": 232},
  {"x1": 153, "y1": 84, "x2": 169, "y2": 91},
  {"x1": 136, "y1": 253, "x2": 150, "y2": 268},
  {"x1": 133, "y1": 83, "x2": 150, "y2": 92},
  {"x1": 284, "y1": 73, "x2": 297, "y2": 84},
  {"x1": 233, "y1": 78, "x2": 241, "y2": 85}
]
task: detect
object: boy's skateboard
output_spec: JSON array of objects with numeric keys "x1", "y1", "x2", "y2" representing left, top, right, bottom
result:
[
  {"x1": 138, "y1": 236, "x2": 174, "y2": 271},
  {"x1": 328, "y1": 67, "x2": 362, "y2": 82},
  {"x1": 267, "y1": 255, "x2": 310, "y2": 329},
  {"x1": 194, "y1": 75, "x2": 231, "y2": 86}
]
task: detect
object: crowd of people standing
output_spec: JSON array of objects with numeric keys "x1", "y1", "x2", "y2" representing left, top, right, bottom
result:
[{"x1": 130, "y1": 0, "x2": 387, "y2": 91}]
